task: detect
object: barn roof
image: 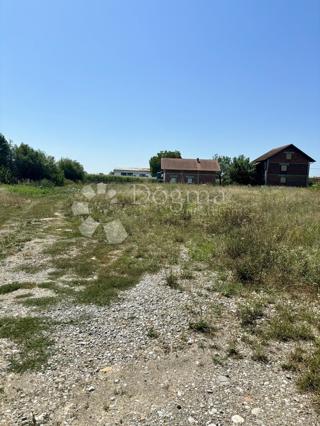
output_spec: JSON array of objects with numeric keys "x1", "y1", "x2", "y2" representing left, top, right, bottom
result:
[
  {"x1": 253, "y1": 144, "x2": 315, "y2": 163},
  {"x1": 161, "y1": 158, "x2": 220, "y2": 172}
]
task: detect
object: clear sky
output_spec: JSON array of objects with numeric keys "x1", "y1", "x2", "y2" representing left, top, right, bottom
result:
[{"x1": 1, "y1": 0, "x2": 319, "y2": 175}]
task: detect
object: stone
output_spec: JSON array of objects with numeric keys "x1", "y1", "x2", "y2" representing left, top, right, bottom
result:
[
  {"x1": 251, "y1": 407, "x2": 262, "y2": 416},
  {"x1": 232, "y1": 415, "x2": 245, "y2": 424}
]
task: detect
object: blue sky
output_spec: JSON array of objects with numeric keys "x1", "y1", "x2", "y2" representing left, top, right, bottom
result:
[{"x1": 1, "y1": 0, "x2": 319, "y2": 175}]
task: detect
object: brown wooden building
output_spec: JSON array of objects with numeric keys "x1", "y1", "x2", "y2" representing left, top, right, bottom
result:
[
  {"x1": 161, "y1": 158, "x2": 220, "y2": 184},
  {"x1": 253, "y1": 144, "x2": 315, "y2": 187}
]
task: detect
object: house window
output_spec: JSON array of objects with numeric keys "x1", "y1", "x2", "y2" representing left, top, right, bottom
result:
[
  {"x1": 281, "y1": 164, "x2": 288, "y2": 172},
  {"x1": 170, "y1": 176, "x2": 177, "y2": 183},
  {"x1": 285, "y1": 152, "x2": 293, "y2": 160},
  {"x1": 187, "y1": 176, "x2": 193, "y2": 184},
  {"x1": 280, "y1": 176, "x2": 287, "y2": 184}
]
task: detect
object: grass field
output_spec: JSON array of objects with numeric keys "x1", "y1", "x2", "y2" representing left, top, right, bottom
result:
[{"x1": 1, "y1": 182, "x2": 320, "y2": 405}]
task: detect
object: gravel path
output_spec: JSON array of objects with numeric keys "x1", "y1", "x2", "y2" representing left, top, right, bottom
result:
[{"x1": 0, "y1": 269, "x2": 318, "y2": 425}]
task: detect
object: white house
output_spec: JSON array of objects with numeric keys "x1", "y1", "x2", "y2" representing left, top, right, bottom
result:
[{"x1": 113, "y1": 167, "x2": 152, "y2": 178}]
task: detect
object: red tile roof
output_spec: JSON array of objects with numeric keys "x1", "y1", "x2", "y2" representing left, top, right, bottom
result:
[{"x1": 161, "y1": 158, "x2": 220, "y2": 172}]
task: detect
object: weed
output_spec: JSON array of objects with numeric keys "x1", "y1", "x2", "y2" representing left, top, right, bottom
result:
[
  {"x1": 266, "y1": 307, "x2": 314, "y2": 342},
  {"x1": 215, "y1": 281, "x2": 243, "y2": 298},
  {"x1": 189, "y1": 319, "x2": 214, "y2": 334},
  {"x1": 0, "y1": 316, "x2": 52, "y2": 372},
  {"x1": 165, "y1": 270, "x2": 180, "y2": 289},
  {"x1": 251, "y1": 344, "x2": 269, "y2": 363},
  {"x1": 298, "y1": 345, "x2": 320, "y2": 395},
  {"x1": 147, "y1": 327, "x2": 159, "y2": 339},
  {"x1": 281, "y1": 347, "x2": 305, "y2": 372},
  {"x1": 226, "y1": 340, "x2": 243, "y2": 359},
  {"x1": 180, "y1": 269, "x2": 194, "y2": 280},
  {"x1": 239, "y1": 300, "x2": 265, "y2": 329},
  {"x1": 212, "y1": 354, "x2": 224, "y2": 365}
]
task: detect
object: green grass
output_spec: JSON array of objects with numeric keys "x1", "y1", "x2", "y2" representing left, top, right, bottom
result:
[
  {"x1": 0, "y1": 282, "x2": 36, "y2": 295},
  {"x1": 265, "y1": 307, "x2": 314, "y2": 342},
  {"x1": 75, "y1": 275, "x2": 136, "y2": 306},
  {"x1": 6, "y1": 184, "x2": 57, "y2": 197},
  {"x1": 14, "y1": 292, "x2": 34, "y2": 299},
  {"x1": 21, "y1": 296, "x2": 58, "y2": 308},
  {"x1": 189, "y1": 319, "x2": 214, "y2": 334},
  {"x1": 0, "y1": 316, "x2": 52, "y2": 372},
  {"x1": 215, "y1": 281, "x2": 244, "y2": 298}
]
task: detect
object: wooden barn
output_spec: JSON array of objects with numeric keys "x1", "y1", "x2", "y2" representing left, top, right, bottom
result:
[
  {"x1": 161, "y1": 158, "x2": 220, "y2": 184},
  {"x1": 253, "y1": 144, "x2": 315, "y2": 187}
]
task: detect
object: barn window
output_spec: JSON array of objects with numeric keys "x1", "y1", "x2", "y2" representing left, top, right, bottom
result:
[
  {"x1": 280, "y1": 176, "x2": 287, "y2": 184},
  {"x1": 286, "y1": 152, "x2": 293, "y2": 160},
  {"x1": 170, "y1": 176, "x2": 177, "y2": 183},
  {"x1": 187, "y1": 176, "x2": 193, "y2": 184},
  {"x1": 281, "y1": 164, "x2": 288, "y2": 172}
]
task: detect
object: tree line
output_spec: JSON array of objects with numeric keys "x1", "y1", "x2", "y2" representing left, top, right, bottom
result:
[
  {"x1": 1, "y1": 134, "x2": 256, "y2": 186},
  {"x1": 0, "y1": 134, "x2": 85, "y2": 185}
]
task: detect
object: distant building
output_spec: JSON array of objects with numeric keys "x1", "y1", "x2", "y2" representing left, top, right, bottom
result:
[
  {"x1": 113, "y1": 167, "x2": 152, "y2": 178},
  {"x1": 253, "y1": 144, "x2": 315, "y2": 187},
  {"x1": 161, "y1": 158, "x2": 220, "y2": 184}
]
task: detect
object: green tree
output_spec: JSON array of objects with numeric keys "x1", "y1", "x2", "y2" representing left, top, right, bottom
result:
[
  {"x1": 149, "y1": 150, "x2": 181, "y2": 176},
  {"x1": 58, "y1": 158, "x2": 85, "y2": 181},
  {"x1": 213, "y1": 154, "x2": 232, "y2": 184},
  {"x1": 0, "y1": 134, "x2": 14, "y2": 183},
  {"x1": 229, "y1": 155, "x2": 255, "y2": 185},
  {"x1": 13, "y1": 144, "x2": 64, "y2": 185}
]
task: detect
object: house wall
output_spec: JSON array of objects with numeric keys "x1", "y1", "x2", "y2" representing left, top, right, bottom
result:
[
  {"x1": 262, "y1": 146, "x2": 310, "y2": 187},
  {"x1": 163, "y1": 170, "x2": 217, "y2": 184}
]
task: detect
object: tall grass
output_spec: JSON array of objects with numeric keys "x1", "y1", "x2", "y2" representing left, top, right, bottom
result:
[{"x1": 207, "y1": 187, "x2": 320, "y2": 289}]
